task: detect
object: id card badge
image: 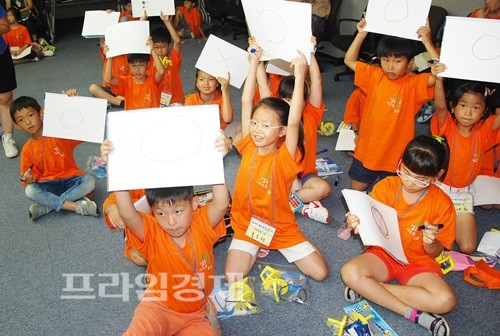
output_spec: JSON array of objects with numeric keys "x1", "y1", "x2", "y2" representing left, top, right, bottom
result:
[
  {"x1": 160, "y1": 92, "x2": 172, "y2": 106},
  {"x1": 450, "y1": 192, "x2": 474, "y2": 213},
  {"x1": 245, "y1": 216, "x2": 276, "y2": 247}
]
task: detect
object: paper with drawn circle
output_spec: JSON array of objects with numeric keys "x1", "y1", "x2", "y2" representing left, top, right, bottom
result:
[
  {"x1": 131, "y1": 0, "x2": 175, "y2": 18},
  {"x1": 364, "y1": 0, "x2": 431, "y2": 40},
  {"x1": 106, "y1": 105, "x2": 224, "y2": 191},
  {"x1": 440, "y1": 16, "x2": 500, "y2": 84},
  {"x1": 241, "y1": 0, "x2": 312, "y2": 64},
  {"x1": 105, "y1": 20, "x2": 150, "y2": 58},
  {"x1": 342, "y1": 189, "x2": 408, "y2": 264},
  {"x1": 81, "y1": 11, "x2": 120, "y2": 38},
  {"x1": 42, "y1": 92, "x2": 107, "y2": 143}
]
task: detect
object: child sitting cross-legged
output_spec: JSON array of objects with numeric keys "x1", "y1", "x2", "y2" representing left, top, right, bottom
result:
[
  {"x1": 10, "y1": 91, "x2": 98, "y2": 221},
  {"x1": 100, "y1": 132, "x2": 231, "y2": 335}
]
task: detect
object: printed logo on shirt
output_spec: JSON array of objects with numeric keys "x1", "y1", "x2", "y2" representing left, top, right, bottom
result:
[
  {"x1": 198, "y1": 252, "x2": 213, "y2": 272},
  {"x1": 387, "y1": 95, "x2": 402, "y2": 114},
  {"x1": 257, "y1": 173, "x2": 272, "y2": 195},
  {"x1": 144, "y1": 92, "x2": 152, "y2": 103},
  {"x1": 472, "y1": 149, "x2": 482, "y2": 163},
  {"x1": 407, "y1": 222, "x2": 420, "y2": 240},
  {"x1": 54, "y1": 146, "x2": 66, "y2": 158}
]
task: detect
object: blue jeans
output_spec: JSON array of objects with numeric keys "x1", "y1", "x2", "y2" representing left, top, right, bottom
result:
[{"x1": 25, "y1": 174, "x2": 95, "y2": 211}]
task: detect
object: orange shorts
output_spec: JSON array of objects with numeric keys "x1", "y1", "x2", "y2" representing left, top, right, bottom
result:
[
  {"x1": 123, "y1": 293, "x2": 219, "y2": 336},
  {"x1": 364, "y1": 246, "x2": 443, "y2": 285}
]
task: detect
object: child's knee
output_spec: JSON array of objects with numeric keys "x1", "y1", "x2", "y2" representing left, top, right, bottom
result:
[
  {"x1": 309, "y1": 265, "x2": 329, "y2": 282},
  {"x1": 434, "y1": 291, "x2": 457, "y2": 314},
  {"x1": 340, "y1": 262, "x2": 360, "y2": 284}
]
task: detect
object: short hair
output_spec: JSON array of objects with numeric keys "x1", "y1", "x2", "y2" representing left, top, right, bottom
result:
[
  {"x1": 122, "y1": 0, "x2": 131, "y2": 5},
  {"x1": 401, "y1": 135, "x2": 450, "y2": 181},
  {"x1": 127, "y1": 53, "x2": 150, "y2": 64},
  {"x1": 7, "y1": 7, "x2": 21, "y2": 22},
  {"x1": 10, "y1": 96, "x2": 42, "y2": 122},
  {"x1": 376, "y1": 36, "x2": 419, "y2": 61},
  {"x1": 151, "y1": 27, "x2": 172, "y2": 44},
  {"x1": 278, "y1": 76, "x2": 310, "y2": 101},
  {"x1": 145, "y1": 186, "x2": 194, "y2": 208}
]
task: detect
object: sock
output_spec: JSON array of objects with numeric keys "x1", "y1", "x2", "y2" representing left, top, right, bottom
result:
[
  {"x1": 2, "y1": 133, "x2": 12, "y2": 141},
  {"x1": 405, "y1": 307, "x2": 439, "y2": 330}
]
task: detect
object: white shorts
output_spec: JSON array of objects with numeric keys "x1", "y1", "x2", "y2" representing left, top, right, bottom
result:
[{"x1": 228, "y1": 238, "x2": 316, "y2": 263}]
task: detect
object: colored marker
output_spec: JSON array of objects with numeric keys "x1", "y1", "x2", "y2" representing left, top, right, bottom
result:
[
  {"x1": 20, "y1": 164, "x2": 33, "y2": 181},
  {"x1": 418, "y1": 224, "x2": 444, "y2": 230},
  {"x1": 250, "y1": 48, "x2": 256, "y2": 53},
  {"x1": 316, "y1": 148, "x2": 328, "y2": 155}
]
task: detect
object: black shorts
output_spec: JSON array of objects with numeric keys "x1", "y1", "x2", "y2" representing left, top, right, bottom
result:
[{"x1": 0, "y1": 47, "x2": 17, "y2": 93}]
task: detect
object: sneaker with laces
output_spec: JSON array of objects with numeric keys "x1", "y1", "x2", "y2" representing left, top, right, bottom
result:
[
  {"x1": 302, "y1": 201, "x2": 330, "y2": 223},
  {"x1": 2, "y1": 134, "x2": 18, "y2": 158},
  {"x1": 76, "y1": 197, "x2": 99, "y2": 216},
  {"x1": 29, "y1": 203, "x2": 52, "y2": 221}
]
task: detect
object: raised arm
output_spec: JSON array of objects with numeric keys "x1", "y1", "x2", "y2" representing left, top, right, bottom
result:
[
  {"x1": 432, "y1": 63, "x2": 448, "y2": 131},
  {"x1": 308, "y1": 36, "x2": 323, "y2": 107},
  {"x1": 344, "y1": 17, "x2": 368, "y2": 72},
  {"x1": 115, "y1": 190, "x2": 145, "y2": 241},
  {"x1": 148, "y1": 36, "x2": 165, "y2": 83},
  {"x1": 417, "y1": 18, "x2": 440, "y2": 87},
  {"x1": 285, "y1": 50, "x2": 307, "y2": 158},
  {"x1": 256, "y1": 62, "x2": 271, "y2": 99},
  {"x1": 241, "y1": 37, "x2": 263, "y2": 138},
  {"x1": 103, "y1": 46, "x2": 119, "y2": 87},
  {"x1": 218, "y1": 73, "x2": 234, "y2": 124},
  {"x1": 160, "y1": 12, "x2": 181, "y2": 55}
]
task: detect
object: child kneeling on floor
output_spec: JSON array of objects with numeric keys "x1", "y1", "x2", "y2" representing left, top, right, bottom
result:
[
  {"x1": 342, "y1": 135, "x2": 457, "y2": 336},
  {"x1": 10, "y1": 91, "x2": 98, "y2": 221}
]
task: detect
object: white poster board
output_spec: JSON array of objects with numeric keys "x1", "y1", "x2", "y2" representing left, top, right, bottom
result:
[
  {"x1": 10, "y1": 46, "x2": 31, "y2": 59},
  {"x1": 440, "y1": 17, "x2": 500, "y2": 84},
  {"x1": 342, "y1": 189, "x2": 408, "y2": 264},
  {"x1": 241, "y1": 0, "x2": 312, "y2": 63},
  {"x1": 335, "y1": 129, "x2": 356, "y2": 151},
  {"x1": 364, "y1": 0, "x2": 431, "y2": 40},
  {"x1": 473, "y1": 175, "x2": 500, "y2": 206},
  {"x1": 81, "y1": 10, "x2": 120, "y2": 38},
  {"x1": 131, "y1": 0, "x2": 175, "y2": 17},
  {"x1": 195, "y1": 34, "x2": 250, "y2": 89},
  {"x1": 107, "y1": 105, "x2": 224, "y2": 191},
  {"x1": 42, "y1": 93, "x2": 107, "y2": 143},
  {"x1": 105, "y1": 20, "x2": 150, "y2": 58}
]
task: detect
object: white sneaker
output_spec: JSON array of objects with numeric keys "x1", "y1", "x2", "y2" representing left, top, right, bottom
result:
[
  {"x1": 302, "y1": 201, "x2": 330, "y2": 223},
  {"x1": 2, "y1": 134, "x2": 18, "y2": 158}
]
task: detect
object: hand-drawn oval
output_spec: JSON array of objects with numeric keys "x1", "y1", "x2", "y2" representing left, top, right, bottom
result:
[
  {"x1": 140, "y1": 115, "x2": 202, "y2": 162},
  {"x1": 258, "y1": 10, "x2": 286, "y2": 43},
  {"x1": 472, "y1": 35, "x2": 500, "y2": 61},
  {"x1": 60, "y1": 110, "x2": 84, "y2": 129},
  {"x1": 384, "y1": 0, "x2": 409, "y2": 22}
]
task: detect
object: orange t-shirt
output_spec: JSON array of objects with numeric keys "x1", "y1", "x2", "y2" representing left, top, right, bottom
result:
[
  {"x1": 177, "y1": 6, "x2": 203, "y2": 38},
  {"x1": 354, "y1": 62, "x2": 433, "y2": 172},
  {"x1": 125, "y1": 205, "x2": 225, "y2": 313},
  {"x1": 302, "y1": 101, "x2": 325, "y2": 175},
  {"x1": 231, "y1": 135, "x2": 306, "y2": 249},
  {"x1": 20, "y1": 137, "x2": 84, "y2": 185},
  {"x1": 371, "y1": 176, "x2": 455, "y2": 265},
  {"x1": 343, "y1": 87, "x2": 366, "y2": 125},
  {"x1": 253, "y1": 73, "x2": 282, "y2": 105},
  {"x1": 119, "y1": 11, "x2": 139, "y2": 22},
  {"x1": 113, "y1": 75, "x2": 160, "y2": 110},
  {"x1": 3, "y1": 24, "x2": 31, "y2": 49},
  {"x1": 99, "y1": 48, "x2": 129, "y2": 88},
  {"x1": 468, "y1": 8, "x2": 500, "y2": 19},
  {"x1": 431, "y1": 113, "x2": 497, "y2": 188},
  {"x1": 157, "y1": 48, "x2": 184, "y2": 105},
  {"x1": 480, "y1": 130, "x2": 500, "y2": 177},
  {"x1": 185, "y1": 91, "x2": 227, "y2": 129}
]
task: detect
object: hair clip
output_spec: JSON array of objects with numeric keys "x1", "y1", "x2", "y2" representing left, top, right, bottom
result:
[
  {"x1": 433, "y1": 135, "x2": 445, "y2": 143},
  {"x1": 484, "y1": 87, "x2": 496, "y2": 97}
]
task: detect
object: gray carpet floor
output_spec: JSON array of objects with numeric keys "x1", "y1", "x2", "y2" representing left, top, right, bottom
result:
[{"x1": 1, "y1": 17, "x2": 498, "y2": 336}]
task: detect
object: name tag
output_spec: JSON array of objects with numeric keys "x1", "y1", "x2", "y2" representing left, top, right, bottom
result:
[
  {"x1": 450, "y1": 192, "x2": 473, "y2": 213},
  {"x1": 245, "y1": 216, "x2": 276, "y2": 247},
  {"x1": 160, "y1": 92, "x2": 172, "y2": 106}
]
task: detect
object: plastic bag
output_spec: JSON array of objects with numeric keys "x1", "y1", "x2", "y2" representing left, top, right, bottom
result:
[
  {"x1": 86, "y1": 156, "x2": 107, "y2": 179},
  {"x1": 210, "y1": 277, "x2": 262, "y2": 319},
  {"x1": 257, "y1": 262, "x2": 309, "y2": 304}
]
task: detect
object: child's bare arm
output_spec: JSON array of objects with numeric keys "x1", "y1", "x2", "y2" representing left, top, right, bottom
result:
[
  {"x1": 344, "y1": 17, "x2": 368, "y2": 71},
  {"x1": 432, "y1": 63, "x2": 448, "y2": 131},
  {"x1": 160, "y1": 12, "x2": 181, "y2": 54},
  {"x1": 256, "y1": 62, "x2": 271, "y2": 99},
  {"x1": 148, "y1": 37, "x2": 165, "y2": 83},
  {"x1": 103, "y1": 47, "x2": 119, "y2": 86},
  {"x1": 241, "y1": 37, "x2": 263, "y2": 138},
  {"x1": 417, "y1": 18, "x2": 439, "y2": 87},
  {"x1": 115, "y1": 191, "x2": 145, "y2": 241},
  {"x1": 285, "y1": 50, "x2": 307, "y2": 159},
  {"x1": 218, "y1": 73, "x2": 234, "y2": 124},
  {"x1": 308, "y1": 39, "x2": 323, "y2": 108},
  {"x1": 207, "y1": 132, "x2": 231, "y2": 227}
]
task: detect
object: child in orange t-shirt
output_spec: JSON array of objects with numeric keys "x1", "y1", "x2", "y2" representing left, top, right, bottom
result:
[
  {"x1": 174, "y1": 0, "x2": 207, "y2": 40},
  {"x1": 3, "y1": 7, "x2": 40, "y2": 63},
  {"x1": 104, "y1": 37, "x2": 164, "y2": 110},
  {"x1": 10, "y1": 92, "x2": 98, "y2": 221},
  {"x1": 344, "y1": 17, "x2": 438, "y2": 192},
  {"x1": 100, "y1": 134, "x2": 231, "y2": 335},
  {"x1": 185, "y1": 69, "x2": 239, "y2": 138},
  {"x1": 224, "y1": 41, "x2": 328, "y2": 283},
  {"x1": 431, "y1": 64, "x2": 500, "y2": 254},
  {"x1": 151, "y1": 13, "x2": 185, "y2": 106},
  {"x1": 343, "y1": 135, "x2": 456, "y2": 336},
  {"x1": 468, "y1": 0, "x2": 500, "y2": 19},
  {"x1": 118, "y1": 0, "x2": 138, "y2": 22}
]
